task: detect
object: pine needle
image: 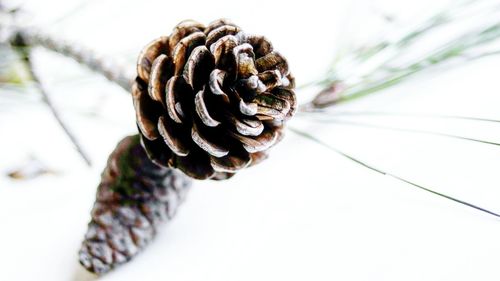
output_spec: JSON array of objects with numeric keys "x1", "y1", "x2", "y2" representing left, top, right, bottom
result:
[
  {"x1": 302, "y1": 117, "x2": 500, "y2": 147},
  {"x1": 289, "y1": 126, "x2": 500, "y2": 219},
  {"x1": 305, "y1": 0, "x2": 500, "y2": 109},
  {"x1": 299, "y1": 110, "x2": 500, "y2": 124}
]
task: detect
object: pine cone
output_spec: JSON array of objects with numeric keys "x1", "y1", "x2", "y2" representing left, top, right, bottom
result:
[
  {"x1": 133, "y1": 19, "x2": 297, "y2": 180},
  {"x1": 79, "y1": 135, "x2": 191, "y2": 274}
]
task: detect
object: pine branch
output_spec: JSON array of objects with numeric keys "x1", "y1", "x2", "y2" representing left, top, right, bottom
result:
[
  {"x1": 8, "y1": 27, "x2": 134, "y2": 92},
  {"x1": 0, "y1": 1, "x2": 133, "y2": 93}
]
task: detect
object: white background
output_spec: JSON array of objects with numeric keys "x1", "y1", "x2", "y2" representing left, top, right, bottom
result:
[{"x1": 1, "y1": 0, "x2": 500, "y2": 280}]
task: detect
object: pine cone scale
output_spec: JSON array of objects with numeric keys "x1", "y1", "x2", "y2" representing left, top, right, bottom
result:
[
  {"x1": 139, "y1": 134, "x2": 172, "y2": 166},
  {"x1": 208, "y1": 69, "x2": 229, "y2": 99},
  {"x1": 172, "y1": 32, "x2": 206, "y2": 75},
  {"x1": 211, "y1": 35, "x2": 238, "y2": 72},
  {"x1": 132, "y1": 81, "x2": 161, "y2": 140},
  {"x1": 169, "y1": 21, "x2": 205, "y2": 51},
  {"x1": 191, "y1": 120, "x2": 229, "y2": 157},
  {"x1": 210, "y1": 150, "x2": 251, "y2": 173},
  {"x1": 245, "y1": 35, "x2": 273, "y2": 57},
  {"x1": 174, "y1": 149, "x2": 215, "y2": 179},
  {"x1": 226, "y1": 111, "x2": 264, "y2": 136},
  {"x1": 148, "y1": 54, "x2": 172, "y2": 103},
  {"x1": 165, "y1": 75, "x2": 191, "y2": 124},
  {"x1": 183, "y1": 46, "x2": 214, "y2": 91},
  {"x1": 194, "y1": 88, "x2": 222, "y2": 127},
  {"x1": 137, "y1": 36, "x2": 170, "y2": 83},
  {"x1": 206, "y1": 25, "x2": 240, "y2": 47},
  {"x1": 158, "y1": 115, "x2": 190, "y2": 156}
]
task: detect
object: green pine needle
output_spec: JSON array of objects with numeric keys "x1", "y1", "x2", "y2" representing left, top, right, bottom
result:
[
  {"x1": 299, "y1": 110, "x2": 500, "y2": 123},
  {"x1": 305, "y1": 0, "x2": 500, "y2": 108},
  {"x1": 299, "y1": 116, "x2": 500, "y2": 147},
  {"x1": 289, "y1": 126, "x2": 500, "y2": 219}
]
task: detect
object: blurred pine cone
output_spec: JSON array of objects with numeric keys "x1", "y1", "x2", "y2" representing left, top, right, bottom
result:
[
  {"x1": 133, "y1": 19, "x2": 296, "y2": 180},
  {"x1": 79, "y1": 135, "x2": 191, "y2": 274}
]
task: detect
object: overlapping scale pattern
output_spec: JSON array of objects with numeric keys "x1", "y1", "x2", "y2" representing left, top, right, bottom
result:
[
  {"x1": 133, "y1": 19, "x2": 296, "y2": 179},
  {"x1": 79, "y1": 135, "x2": 191, "y2": 274}
]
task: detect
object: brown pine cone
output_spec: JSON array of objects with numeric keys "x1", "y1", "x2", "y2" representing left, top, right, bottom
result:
[
  {"x1": 79, "y1": 135, "x2": 191, "y2": 274},
  {"x1": 133, "y1": 19, "x2": 297, "y2": 180}
]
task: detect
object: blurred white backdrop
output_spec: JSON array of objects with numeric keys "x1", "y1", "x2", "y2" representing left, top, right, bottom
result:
[{"x1": 1, "y1": 0, "x2": 500, "y2": 280}]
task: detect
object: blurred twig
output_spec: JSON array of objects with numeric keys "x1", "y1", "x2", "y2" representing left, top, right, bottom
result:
[
  {"x1": 8, "y1": 28, "x2": 134, "y2": 92},
  {"x1": 13, "y1": 44, "x2": 93, "y2": 166},
  {"x1": 7, "y1": 156, "x2": 58, "y2": 180},
  {"x1": 0, "y1": 1, "x2": 133, "y2": 91},
  {"x1": 0, "y1": 2, "x2": 130, "y2": 166}
]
